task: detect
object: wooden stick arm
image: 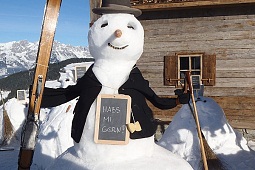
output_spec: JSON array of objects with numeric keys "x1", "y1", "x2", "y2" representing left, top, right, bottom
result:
[
  {"x1": 184, "y1": 71, "x2": 208, "y2": 170},
  {"x1": 185, "y1": 71, "x2": 193, "y2": 93}
]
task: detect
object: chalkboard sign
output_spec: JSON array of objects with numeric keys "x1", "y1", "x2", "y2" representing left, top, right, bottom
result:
[
  {"x1": 17, "y1": 90, "x2": 26, "y2": 101},
  {"x1": 191, "y1": 75, "x2": 201, "y2": 90},
  {"x1": 75, "y1": 66, "x2": 87, "y2": 82},
  {"x1": 94, "y1": 94, "x2": 131, "y2": 145}
]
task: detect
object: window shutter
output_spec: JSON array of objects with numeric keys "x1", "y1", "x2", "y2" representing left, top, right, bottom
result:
[
  {"x1": 164, "y1": 55, "x2": 177, "y2": 86},
  {"x1": 202, "y1": 54, "x2": 216, "y2": 86}
]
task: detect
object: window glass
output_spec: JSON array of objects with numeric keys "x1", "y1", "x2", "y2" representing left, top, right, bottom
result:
[
  {"x1": 191, "y1": 56, "x2": 200, "y2": 69},
  {"x1": 180, "y1": 57, "x2": 189, "y2": 70},
  {"x1": 180, "y1": 71, "x2": 186, "y2": 84}
]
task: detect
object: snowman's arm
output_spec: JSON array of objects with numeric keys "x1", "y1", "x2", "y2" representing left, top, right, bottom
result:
[
  {"x1": 130, "y1": 67, "x2": 178, "y2": 110},
  {"x1": 143, "y1": 88, "x2": 177, "y2": 110},
  {"x1": 41, "y1": 66, "x2": 97, "y2": 108},
  {"x1": 41, "y1": 85, "x2": 80, "y2": 108}
]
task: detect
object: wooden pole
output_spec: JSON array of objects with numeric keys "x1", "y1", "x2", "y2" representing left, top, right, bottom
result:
[
  {"x1": 90, "y1": 0, "x2": 101, "y2": 26},
  {"x1": 185, "y1": 71, "x2": 208, "y2": 170},
  {"x1": 18, "y1": 0, "x2": 62, "y2": 169}
]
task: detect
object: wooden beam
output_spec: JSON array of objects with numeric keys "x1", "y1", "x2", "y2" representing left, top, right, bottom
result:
[
  {"x1": 132, "y1": 0, "x2": 255, "y2": 11},
  {"x1": 90, "y1": 0, "x2": 101, "y2": 25},
  {"x1": 229, "y1": 121, "x2": 255, "y2": 130}
]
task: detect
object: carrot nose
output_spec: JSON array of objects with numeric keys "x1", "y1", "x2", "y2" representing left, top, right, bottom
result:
[{"x1": 114, "y1": 29, "x2": 122, "y2": 38}]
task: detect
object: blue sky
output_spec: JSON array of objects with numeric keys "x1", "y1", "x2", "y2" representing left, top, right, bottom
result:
[{"x1": 0, "y1": 0, "x2": 90, "y2": 46}]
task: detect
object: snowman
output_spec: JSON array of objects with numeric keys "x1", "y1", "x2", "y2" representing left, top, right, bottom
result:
[{"x1": 41, "y1": 0, "x2": 192, "y2": 169}]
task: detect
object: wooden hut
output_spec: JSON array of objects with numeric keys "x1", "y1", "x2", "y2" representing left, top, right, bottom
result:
[{"x1": 90, "y1": 0, "x2": 255, "y2": 130}]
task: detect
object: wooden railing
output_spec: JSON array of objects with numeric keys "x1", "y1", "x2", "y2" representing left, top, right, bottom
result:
[{"x1": 131, "y1": 0, "x2": 255, "y2": 10}]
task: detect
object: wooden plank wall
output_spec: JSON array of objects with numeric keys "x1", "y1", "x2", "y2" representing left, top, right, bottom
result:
[
  {"x1": 131, "y1": 0, "x2": 255, "y2": 10},
  {"x1": 137, "y1": 7, "x2": 255, "y2": 129},
  {"x1": 148, "y1": 96, "x2": 255, "y2": 129}
]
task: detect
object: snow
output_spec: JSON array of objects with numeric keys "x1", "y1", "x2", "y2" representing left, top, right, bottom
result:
[
  {"x1": 0, "y1": 63, "x2": 255, "y2": 169},
  {"x1": 158, "y1": 97, "x2": 255, "y2": 169},
  {"x1": 0, "y1": 91, "x2": 11, "y2": 100}
]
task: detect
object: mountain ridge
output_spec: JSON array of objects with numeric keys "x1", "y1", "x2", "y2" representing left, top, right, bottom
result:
[{"x1": 0, "y1": 40, "x2": 92, "y2": 78}]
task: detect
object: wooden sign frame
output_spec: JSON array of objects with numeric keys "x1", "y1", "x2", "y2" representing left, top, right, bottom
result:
[
  {"x1": 74, "y1": 65, "x2": 87, "y2": 82},
  {"x1": 17, "y1": 90, "x2": 26, "y2": 101},
  {"x1": 94, "y1": 94, "x2": 131, "y2": 145},
  {"x1": 191, "y1": 75, "x2": 201, "y2": 90}
]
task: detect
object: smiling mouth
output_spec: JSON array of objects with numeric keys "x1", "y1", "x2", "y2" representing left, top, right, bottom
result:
[{"x1": 108, "y1": 43, "x2": 128, "y2": 50}]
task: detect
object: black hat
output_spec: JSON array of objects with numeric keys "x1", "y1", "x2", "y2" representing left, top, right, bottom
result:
[{"x1": 92, "y1": 0, "x2": 142, "y2": 17}]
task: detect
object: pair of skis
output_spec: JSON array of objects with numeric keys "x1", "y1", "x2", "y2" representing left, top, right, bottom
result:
[{"x1": 18, "y1": 0, "x2": 62, "y2": 169}]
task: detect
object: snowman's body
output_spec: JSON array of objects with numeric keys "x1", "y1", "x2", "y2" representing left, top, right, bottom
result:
[{"x1": 48, "y1": 14, "x2": 192, "y2": 170}]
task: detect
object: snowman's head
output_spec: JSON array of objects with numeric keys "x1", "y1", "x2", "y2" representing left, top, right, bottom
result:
[{"x1": 88, "y1": 13, "x2": 144, "y2": 63}]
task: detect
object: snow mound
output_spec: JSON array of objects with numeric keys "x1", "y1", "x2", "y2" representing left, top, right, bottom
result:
[{"x1": 158, "y1": 97, "x2": 255, "y2": 170}]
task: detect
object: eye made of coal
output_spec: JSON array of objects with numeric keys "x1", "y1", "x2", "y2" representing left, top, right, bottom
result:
[
  {"x1": 101, "y1": 23, "x2": 108, "y2": 28},
  {"x1": 127, "y1": 25, "x2": 134, "y2": 29}
]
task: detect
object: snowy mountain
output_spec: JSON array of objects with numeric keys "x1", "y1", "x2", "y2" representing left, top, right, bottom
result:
[{"x1": 0, "y1": 40, "x2": 92, "y2": 78}]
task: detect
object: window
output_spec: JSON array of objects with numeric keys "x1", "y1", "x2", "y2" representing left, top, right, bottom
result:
[
  {"x1": 178, "y1": 54, "x2": 202, "y2": 85},
  {"x1": 164, "y1": 53, "x2": 216, "y2": 87}
]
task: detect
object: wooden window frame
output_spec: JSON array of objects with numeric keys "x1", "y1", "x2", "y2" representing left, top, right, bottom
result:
[
  {"x1": 178, "y1": 54, "x2": 203, "y2": 86},
  {"x1": 164, "y1": 53, "x2": 216, "y2": 87}
]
